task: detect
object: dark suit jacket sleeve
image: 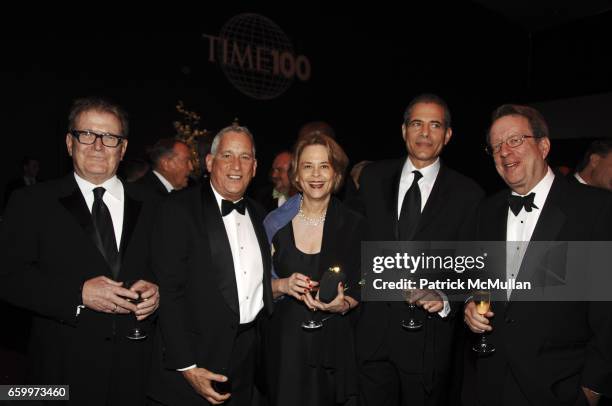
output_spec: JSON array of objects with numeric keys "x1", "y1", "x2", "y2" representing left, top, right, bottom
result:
[
  {"x1": 582, "y1": 194, "x2": 612, "y2": 394},
  {"x1": 0, "y1": 188, "x2": 82, "y2": 324},
  {"x1": 151, "y1": 198, "x2": 197, "y2": 369}
]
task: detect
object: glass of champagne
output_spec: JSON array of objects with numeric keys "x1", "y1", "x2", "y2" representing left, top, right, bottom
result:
[
  {"x1": 301, "y1": 287, "x2": 323, "y2": 330},
  {"x1": 472, "y1": 290, "x2": 494, "y2": 354},
  {"x1": 125, "y1": 280, "x2": 148, "y2": 340},
  {"x1": 401, "y1": 288, "x2": 423, "y2": 330}
]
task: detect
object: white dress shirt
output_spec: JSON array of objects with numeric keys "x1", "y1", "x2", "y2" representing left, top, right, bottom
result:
[
  {"x1": 153, "y1": 170, "x2": 174, "y2": 193},
  {"x1": 506, "y1": 167, "x2": 555, "y2": 298},
  {"x1": 397, "y1": 157, "x2": 450, "y2": 317},
  {"x1": 211, "y1": 184, "x2": 264, "y2": 324},
  {"x1": 73, "y1": 173, "x2": 124, "y2": 250}
]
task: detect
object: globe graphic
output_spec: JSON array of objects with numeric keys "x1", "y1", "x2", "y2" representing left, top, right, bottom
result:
[{"x1": 219, "y1": 13, "x2": 295, "y2": 100}]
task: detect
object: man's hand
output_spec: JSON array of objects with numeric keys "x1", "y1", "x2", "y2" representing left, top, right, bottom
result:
[
  {"x1": 582, "y1": 386, "x2": 600, "y2": 406},
  {"x1": 82, "y1": 276, "x2": 138, "y2": 314},
  {"x1": 464, "y1": 300, "x2": 494, "y2": 333},
  {"x1": 129, "y1": 279, "x2": 160, "y2": 320},
  {"x1": 409, "y1": 289, "x2": 444, "y2": 313},
  {"x1": 182, "y1": 367, "x2": 231, "y2": 405}
]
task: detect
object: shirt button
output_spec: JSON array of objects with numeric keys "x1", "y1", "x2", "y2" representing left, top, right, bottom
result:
[
  {"x1": 520, "y1": 221, "x2": 524, "y2": 224},
  {"x1": 240, "y1": 246, "x2": 244, "y2": 250},
  {"x1": 246, "y1": 296, "x2": 249, "y2": 300},
  {"x1": 243, "y1": 272, "x2": 246, "y2": 275}
]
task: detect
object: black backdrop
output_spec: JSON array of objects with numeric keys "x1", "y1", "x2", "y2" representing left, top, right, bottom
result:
[{"x1": 2, "y1": 2, "x2": 612, "y2": 202}]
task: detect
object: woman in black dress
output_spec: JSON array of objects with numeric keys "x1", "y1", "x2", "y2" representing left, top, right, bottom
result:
[{"x1": 263, "y1": 132, "x2": 366, "y2": 406}]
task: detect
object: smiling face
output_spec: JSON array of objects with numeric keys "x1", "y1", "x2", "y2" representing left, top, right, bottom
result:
[
  {"x1": 489, "y1": 114, "x2": 550, "y2": 195},
  {"x1": 206, "y1": 131, "x2": 257, "y2": 201},
  {"x1": 402, "y1": 102, "x2": 452, "y2": 169},
  {"x1": 295, "y1": 144, "x2": 336, "y2": 202},
  {"x1": 66, "y1": 109, "x2": 127, "y2": 185}
]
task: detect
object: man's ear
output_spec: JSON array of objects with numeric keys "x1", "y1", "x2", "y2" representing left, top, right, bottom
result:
[
  {"x1": 443, "y1": 127, "x2": 453, "y2": 146},
  {"x1": 589, "y1": 153, "x2": 602, "y2": 169},
  {"x1": 66, "y1": 133, "x2": 73, "y2": 157},
  {"x1": 205, "y1": 154, "x2": 214, "y2": 172},
  {"x1": 538, "y1": 137, "x2": 551, "y2": 160}
]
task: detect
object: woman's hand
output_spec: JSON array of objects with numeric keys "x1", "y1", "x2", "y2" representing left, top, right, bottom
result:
[
  {"x1": 303, "y1": 282, "x2": 358, "y2": 314},
  {"x1": 273, "y1": 273, "x2": 318, "y2": 300}
]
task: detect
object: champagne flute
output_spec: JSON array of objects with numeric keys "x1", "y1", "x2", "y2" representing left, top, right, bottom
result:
[
  {"x1": 401, "y1": 288, "x2": 423, "y2": 330},
  {"x1": 472, "y1": 290, "x2": 494, "y2": 354},
  {"x1": 125, "y1": 280, "x2": 148, "y2": 340},
  {"x1": 301, "y1": 287, "x2": 323, "y2": 330}
]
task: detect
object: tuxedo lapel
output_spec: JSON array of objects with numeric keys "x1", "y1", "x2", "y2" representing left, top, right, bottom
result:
[
  {"x1": 57, "y1": 176, "x2": 110, "y2": 271},
  {"x1": 118, "y1": 191, "x2": 143, "y2": 276},
  {"x1": 201, "y1": 183, "x2": 240, "y2": 315},
  {"x1": 529, "y1": 177, "x2": 565, "y2": 242},
  {"x1": 417, "y1": 165, "x2": 451, "y2": 235},
  {"x1": 510, "y1": 178, "x2": 566, "y2": 302},
  {"x1": 245, "y1": 199, "x2": 274, "y2": 314},
  {"x1": 388, "y1": 161, "x2": 403, "y2": 240}
]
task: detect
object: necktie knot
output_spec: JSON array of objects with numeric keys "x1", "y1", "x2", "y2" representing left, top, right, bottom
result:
[
  {"x1": 222, "y1": 198, "x2": 246, "y2": 216},
  {"x1": 93, "y1": 187, "x2": 106, "y2": 201},
  {"x1": 508, "y1": 192, "x2": 538, "y2": 216},
  {"x1": 412, "y1": 170, "x2": 423, "y2": 185}
]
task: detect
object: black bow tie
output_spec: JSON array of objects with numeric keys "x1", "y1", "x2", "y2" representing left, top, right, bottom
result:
[
  {"x1": 221, "y1": 199, "x2": 246, "y2": 216},
  {"x1": 508, "y1": 192, "x2": 538, "y2": 216}
]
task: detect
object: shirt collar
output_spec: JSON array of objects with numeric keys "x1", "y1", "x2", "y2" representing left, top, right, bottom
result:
[
  {"x1": 401, "y1": 157, "x2": 441, "y2": 184},
  {"x1": 153, "y1": 170, "x2": 174, "y2": 193},
  {"x1": 210, "y1": 181, "x2": 245, "y2": 212},
  {"x1": 574, "y1": 172, "x2": 587, "y2": 185},
  {"x1": 74, "y1": 172, "x2": 124, "y2": 202},
  {"x1": 511, "y1": 166, "x2": 555, "y2": 210}
]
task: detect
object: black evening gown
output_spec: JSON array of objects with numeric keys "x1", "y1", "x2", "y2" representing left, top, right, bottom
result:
[{"x1": 264, "y1": 221, "x2": 358, "y2": 406}]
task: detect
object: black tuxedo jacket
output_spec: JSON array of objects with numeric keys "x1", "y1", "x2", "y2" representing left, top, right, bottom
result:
[
  {"x1": 252, "y1": 184, "x2": 279, "y2": 214},
  {"x1": 0, "y1": 174, "x2": 157, "y2": 406},
  {"x1": 354, "y1": 159, "x2": 484, "y2": 391},
  {"x1": 464, "y1": 175, "x2": 612, "y2": 405},
  {"x1": 131, "y1": 170, "x2": 170, "y2": 201},
  {"x1": 148, "y1": 181, "x2": 273, "y2": 406}
]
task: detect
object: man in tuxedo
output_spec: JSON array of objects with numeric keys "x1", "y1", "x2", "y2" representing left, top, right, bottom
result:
[
  {"x1": 148, "y1": 125, "x2": 273, "y2": 406},
  {"x1": 2, "y1": 156, "x2": 40, "y2": 210},
  {"x1": 132, "y1": 138, "x2": 194, "y2": 199},
  {"x1": 0, "y1": 97, "x2": 160, "y2": 405},
  {"x1": 355, "y1": 94, "x2": 484, "y2": 406},
  {"x1": 571, "y1": 139, "x2": 612, "y2": 191},
  {"x1": 253, "y1": 150, "x2": 295, "y2": 213},
  {"x1": 463, "y1": 104, "x2": 612, "y2": 405}
]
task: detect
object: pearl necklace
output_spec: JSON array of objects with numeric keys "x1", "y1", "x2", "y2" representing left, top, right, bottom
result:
[{"x1": 297, "y1": 204, "x2": 326, "y2": 226}]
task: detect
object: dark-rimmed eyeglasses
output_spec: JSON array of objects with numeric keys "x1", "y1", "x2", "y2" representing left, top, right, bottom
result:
[
  {"x1": 485, "y1": 134, "x2": 536, "y2": 155},
  {"x1": 70, "y1": 129, "x2": 126, "y2": 148}
]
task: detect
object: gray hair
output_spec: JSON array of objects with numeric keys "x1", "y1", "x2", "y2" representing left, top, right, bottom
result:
[{"x1": 210, "y1": 125, "x2": 256, "y2": 157}]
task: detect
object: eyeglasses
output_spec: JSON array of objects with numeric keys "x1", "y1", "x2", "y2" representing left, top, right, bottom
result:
[
  {"x1": 70, "y1": 129, "x2": 126, "y2": 148},
  {"x1": 485, "y1": 134, "x2": 536, "y2": 155}
]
